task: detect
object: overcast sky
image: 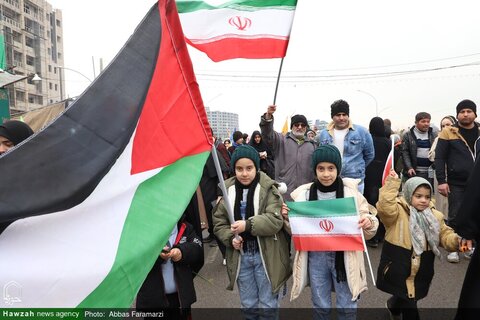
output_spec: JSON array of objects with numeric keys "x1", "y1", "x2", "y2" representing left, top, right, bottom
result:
[{"x1": 48, "y1": 0, "x2": 480, "y2": 135}]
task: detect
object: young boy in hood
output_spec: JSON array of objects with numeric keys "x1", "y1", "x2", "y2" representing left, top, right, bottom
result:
[
  {"x1": 286, "y1": 144, "x2": 378, "y2": 320},
  {"x1": 213, "y1": 145, "x2": 291, "y2": 318},
  {"x1": 376, "y1": 170, "x2": 471, "y2": 320}
]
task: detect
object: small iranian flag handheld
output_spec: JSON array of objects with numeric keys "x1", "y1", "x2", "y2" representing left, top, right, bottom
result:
[{"x1": 287, "y1": 197, "x2": 365, "y2": 252}]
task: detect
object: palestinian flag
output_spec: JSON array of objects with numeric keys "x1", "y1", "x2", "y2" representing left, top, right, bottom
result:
[
  {"x1": 0, "y1": 0, "x2": 211, "y2": 308},
  {"x1": 177, "y1": 0, "x2": 297, "y2": 62},
  {"x1": 287, "y1": 197, "x2": 364, "y2": 252},
  {"x1": 382, "y1": 136, "x2": 395, "y2": 185}
]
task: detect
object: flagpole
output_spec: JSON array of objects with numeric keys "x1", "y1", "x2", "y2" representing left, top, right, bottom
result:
[
  {"x1": 272, "y1": 58, "x2": 284, "y2": 105},
  {"x1": 210, "y1": 144, "x2": 244, "y2": 254},
  {"x1": 361, "y1": 230, "x2": 376, "y2": 287}
]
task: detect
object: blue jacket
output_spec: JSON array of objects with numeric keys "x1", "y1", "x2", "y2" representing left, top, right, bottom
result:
[{"x1": 317, "y1": 121, "x2": 374, "y2": 182}]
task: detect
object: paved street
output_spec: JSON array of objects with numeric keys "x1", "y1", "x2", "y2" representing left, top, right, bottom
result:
[{"x1": 192, "y1": 234, "x2": 470, "y2": 319}]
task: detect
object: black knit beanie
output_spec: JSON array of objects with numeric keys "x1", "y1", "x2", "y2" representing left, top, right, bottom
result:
[
  {"x1": 0, "y1": 120, "x2": 34, "y2": 146},
  {"x1": 230, "y1": 145, "x2": 260, "y2": 171},
  {"x1": 290, "y1": 114, "x2": 308, "y2": 129},
  {"x1": 331, "y1": 100, "x2": 350, "y2": 118},
  {"x1": 312, "y1": 145, "x2": 342, "y2": 173},
  {"x1": 232, "y1": 131, "x2": 243, "y2": 142},
  {"x1": 456, "y1": 99, "x2": 477, "y2": 116}
]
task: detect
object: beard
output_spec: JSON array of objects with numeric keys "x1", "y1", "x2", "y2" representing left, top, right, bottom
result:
[{"x1": 292, "y1": 128, "x2": 306, "y2": 139}]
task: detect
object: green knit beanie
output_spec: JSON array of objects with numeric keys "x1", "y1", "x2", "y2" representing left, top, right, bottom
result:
[
  {"x1": 230, "y1": 145, "x2": 260, "y2": 171},
  {"x1": 312, "y1": 145, "x2": 342, "y2": 173}
]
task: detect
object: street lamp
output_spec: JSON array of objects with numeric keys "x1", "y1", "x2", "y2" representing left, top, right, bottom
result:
[
  {"x1": 56, "y1": 66, "x2": 92, "y2": 101},
  {"x1": 357, "y1": 89, "x2": 378, "y2": 116}
]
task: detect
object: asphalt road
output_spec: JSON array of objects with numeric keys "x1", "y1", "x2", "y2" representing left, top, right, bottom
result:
[{"x1": 191, "y1": 234, "x2": 470, "y2": 320}]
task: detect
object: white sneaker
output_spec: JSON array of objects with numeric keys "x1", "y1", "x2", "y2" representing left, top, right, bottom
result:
[
  {"x1": 447, "y1": 252, "x2": 460, "y2": 263},
  {"x1": 222, "y1": 258, "x2": 226, "y2": 266},
  {"x1": 464, "y1": 248, "x2": 475, "y2": 260}
]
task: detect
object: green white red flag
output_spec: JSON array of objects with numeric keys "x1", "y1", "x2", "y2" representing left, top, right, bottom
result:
[
  {"x1": 176, "y1": 0, "x2": 298, "y2": 62},
  {"x1": 0, "y1": 0, "x2": 211, "y2": 308},
  {"x1": 382, "y1": 136, "x2": 395, "y2": 185},
  {"x1": 287, "y1": 197, "x2": 365, "y2": 252}
]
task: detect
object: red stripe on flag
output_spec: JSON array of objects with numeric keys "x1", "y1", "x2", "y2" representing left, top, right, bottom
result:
[
  {"x1": 382, "y1": 150, "x2": 394, "y2": 186},
  {"x1": 293, "y1": 235, "x2": 364, "y2": 251},
  {"x1": 187, "y1": 37, "x2": 289, "y2": 62},
  {"x1": 131, "y1": 1, "x2": 211, "y2": 175}
]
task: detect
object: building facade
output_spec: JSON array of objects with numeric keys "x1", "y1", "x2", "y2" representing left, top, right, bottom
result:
[
  {"x1": 206, "y1": 107, "x2": 239, "y2": 140},
  {"x1": 1, "y1": 0, "x2": 64, "y2": 115}
]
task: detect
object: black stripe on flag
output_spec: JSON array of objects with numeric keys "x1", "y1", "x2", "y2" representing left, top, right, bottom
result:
[{"x1": 0, "y1": 3, "x2": 161, "y2": 225}]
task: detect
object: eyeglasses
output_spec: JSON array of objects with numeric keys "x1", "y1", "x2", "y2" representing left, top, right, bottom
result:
[{"x1": 293, "y1": 123, "x2": 307, "y2": 128}]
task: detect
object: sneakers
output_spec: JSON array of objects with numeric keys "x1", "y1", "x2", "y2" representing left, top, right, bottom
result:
[
  {"x1": 464, "y1": 248, "x2": 475, "y2": 260},
  {"x1": 222, "y1": 258, "x2": 226, "y2": 266},
  {"x1": 447, "y1": 252, "x2": 460, "y2": 263}
]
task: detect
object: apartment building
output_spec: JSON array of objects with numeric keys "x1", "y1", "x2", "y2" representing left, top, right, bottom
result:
[
  {"x1": 1, "y1": 0, "x2": 64, "y2": 115},
  {"x1": 206, "y1": 107, "x2": 239, "y2": 140}
]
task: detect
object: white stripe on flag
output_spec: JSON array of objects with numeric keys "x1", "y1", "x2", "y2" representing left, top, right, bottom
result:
[
  {"x1": 0, "y1": 136, "x2": 160, "y2": 307},
  {"x1": 289, "y1": 215, "x2": 360, "y2": 236},
  {"x1": 180, "y1": 8, "x2": 295, "y2": 40}
]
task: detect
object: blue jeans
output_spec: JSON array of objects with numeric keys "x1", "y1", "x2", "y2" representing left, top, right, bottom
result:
[
  {"x1": 309, "y1": 251, "x2": 357, "y2": 320},
  {"x1": 237, "y1": 250, "x2": 279, "y2": 320}
]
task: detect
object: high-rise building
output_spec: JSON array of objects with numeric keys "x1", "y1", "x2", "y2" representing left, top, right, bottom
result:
[
  {"x1": 206, "y1": 107, "x2": 239, "y2": 140},
  {"x1": 1, "y1": 0, "x2": 64, "y2": 115}
]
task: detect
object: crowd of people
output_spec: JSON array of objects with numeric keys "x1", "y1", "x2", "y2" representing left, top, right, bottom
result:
[{"x1": 1, "y1": 98, "x2": 479, "y2": 319}]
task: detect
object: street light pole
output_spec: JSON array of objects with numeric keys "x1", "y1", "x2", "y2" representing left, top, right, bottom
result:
[
  {"x1": 56, "y1": 66, "x2": 93, "y2": 101},
  {"x1": 357, "y1": 89, "x2": 378, "y2": 116}
]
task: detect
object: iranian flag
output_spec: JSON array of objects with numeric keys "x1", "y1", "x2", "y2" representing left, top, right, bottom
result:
[
  {"x1": 177, "y1": 0, "x2": 298, "y2": 62},
  {"x1": 0, "y1": 0, "x2": 211, "y2": 308},
  {"x1": 287, "y1": 197, "x2": 365, "y2": 252},
  {"x1": 382, "y1": 136, "x2": 395, "y2": 185}
]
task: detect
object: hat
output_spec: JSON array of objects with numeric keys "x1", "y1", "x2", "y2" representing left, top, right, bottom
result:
[
  {"x1": 312, "y1": 145, "x2": 342, "y2": 173},
  {"x1": 290, "y1": 114, "x2": 308, "y2": 129},
  {"x1": 331, "y1": 100, "x2": 350, "y2": 118},
  {"x1": 0, "y1": 120, "x2": 34, "y2": 146},
  {"x1": 403, "y1": 177, "x2": 432, "y2": 205},
  {"x1": 232, "y1": 131, "x2": 243, "y2": 142},
  {"x1": 230, "y1": 145, "x2": 260, "y2": 171},
  {"x1": 456, "y1": 99, "x2": 477, "y2": 116}
]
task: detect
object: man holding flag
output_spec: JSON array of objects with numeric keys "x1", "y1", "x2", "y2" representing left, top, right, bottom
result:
[{"x1": 285, "y1": 145, "x2": 378, "y2": 320}]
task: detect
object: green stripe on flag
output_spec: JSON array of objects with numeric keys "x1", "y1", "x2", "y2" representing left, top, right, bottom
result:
[
  {"x1": 78, "y1": 151, "x2": 210, "y2": 308},
  {"x1": 286, "y1": 197, "x2": 357, "y2": 218},
  {"x1": 176, "y1": 0, "x2": 297, "y2": 13}
]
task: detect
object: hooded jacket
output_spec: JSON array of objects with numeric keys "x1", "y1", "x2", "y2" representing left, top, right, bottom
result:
[
  {"x1": 212, "y1": 171, "x2": 292, "y2": 292},
  {"x1": 376, "y1": 177, "x2": 459, "y2": 300},
  {"x1": 289, "y1": 178, "x2": 378, "y2": 302}
]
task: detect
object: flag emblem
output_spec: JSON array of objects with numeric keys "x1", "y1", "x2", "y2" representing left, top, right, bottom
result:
[
  {"x1": 229, "y1": 16, "x2": 252, "y2": 31},
  {"x1": 319, "y1": 219, "x2": 334, "y2": 232}
]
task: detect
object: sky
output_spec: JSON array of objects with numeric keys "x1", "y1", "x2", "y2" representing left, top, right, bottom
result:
[{"x1": 48, "y1": 0, "x2": 480, "y2": 135}]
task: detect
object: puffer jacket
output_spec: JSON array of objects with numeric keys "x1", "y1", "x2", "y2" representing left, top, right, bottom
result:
[
  {"x1": 289, "y1": 178, "x2": 378, "y2": 301},
  {"x1": 401, "y1": 126, "x2": 436, "y2": 176},
  {"x1": 212, "y1": 172, "x2": 292, "y2": 293},
  {"x1": 376, "y1": 177, "x2": 459, "y2": 300}
]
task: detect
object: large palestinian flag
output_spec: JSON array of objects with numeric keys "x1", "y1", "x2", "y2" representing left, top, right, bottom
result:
[
  {"x1": 177, "y1": 0, "x2": 298, "y2": 62},
  {"x1": 0, "y1": 0, "x2": 211, "y2": 308}
]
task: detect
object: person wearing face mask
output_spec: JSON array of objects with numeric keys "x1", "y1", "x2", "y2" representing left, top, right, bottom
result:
[
  {"x1": 317, "y1": 99, "x2": 375, "y2": 193},
  {"x1": 259, "y1": 105, "x2": 316, "y2": 201}
]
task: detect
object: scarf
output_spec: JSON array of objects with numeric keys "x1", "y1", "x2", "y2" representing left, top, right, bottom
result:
[
  {"x1": 234, "y1": 173, "x2": 260, "y2": 242},
  {"x1": 409, "y1": 206, "x2": 441, "y2": 257},
  {"x1": 309, "y1": 177, "x2": 347, "y2": 283}
]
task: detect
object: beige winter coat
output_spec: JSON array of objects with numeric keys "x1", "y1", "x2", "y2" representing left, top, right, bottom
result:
[{"x1": 289, "y1": 178, "x2": 378, "y2": 301}]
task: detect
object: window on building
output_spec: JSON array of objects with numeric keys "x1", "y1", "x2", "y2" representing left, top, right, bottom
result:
[
  {"x1": 48, "y1": 65, "x2": 52, "y2": 72},
  {"x1": 47, "y1": 30, "x2": 50, "y2": 38},
  {"x1": 25, "y1": 36, "x2": 34, "y2": 48},
  {"x1": 26, "y1": 55, "x2": 34, "y2": 66},
  {"x1": 56, "y1": 19, "x2": 61, "y2": 27},
  {"x1": 57, "y1": 35, "x2": 61, "y2": 43},
  {"x1": 55, "y1": 84, "x2": 58, "y2": 91},
  {"x1": 49, "y1": 82, "x2": 52, "y2": 89},
  {"x1": 12, "y1": 31, "x2": 22, "y2": 43},
  {"x1": 58, "y1": 52, "x2": 62, "y2": 59},
  {"x1": 16, "y1": 91, "x2": 25, "y2": 102},
  {"x1": 47, "y1": 47, "x2": 51, "y2": 55}
]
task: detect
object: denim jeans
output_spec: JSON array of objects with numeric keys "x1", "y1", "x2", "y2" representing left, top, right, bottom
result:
[
  {"x1": 309, "y1": 251, "x2": 357, "y2": 320},
  {"x1": 237, "y1": 250, "x2": 279, "y2": 320}
]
